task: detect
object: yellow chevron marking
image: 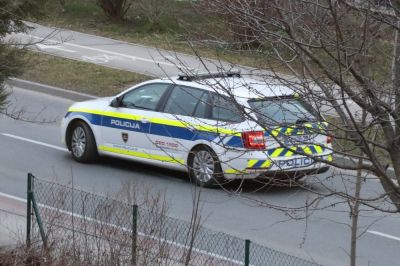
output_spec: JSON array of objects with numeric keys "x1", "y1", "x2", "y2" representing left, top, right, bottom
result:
[
  {"x1": 284, "y1": 150, "x2": 294, "y2": 157},
  {"x1": 261, "y1": 160, "x2": 271, "y2": 168},
  {"x1": 247, "y1": 159, "x2": 259, "y2": 168},
  {"x1": 303, "y1": 146, "x2": 313, "y2": 155},
  {"x1": 314, "y1": 145, "x2": 323, "y2": 153},
  {"x1": 271, "y1": 148, "x2": 284, "y2": 158}
]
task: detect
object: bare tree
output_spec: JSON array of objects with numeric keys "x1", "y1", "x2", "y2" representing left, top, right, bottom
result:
[
  {"x1": 96, "y1": 0, "x2": 135, "y2": 22},
  {"x1": 191, "y1": 0, "x2": 400, "y2": 211},
  {"x1": 0, "y1": 0, "x2": 46, "y2": 113},
  {"x1": 136, "y1": 0, "x2": 171, "y2": 30}
]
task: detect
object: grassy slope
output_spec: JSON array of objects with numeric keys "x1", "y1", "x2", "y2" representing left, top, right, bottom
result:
[{"x1": 19, "y1": 51, "x2": 150, "y2": 96}]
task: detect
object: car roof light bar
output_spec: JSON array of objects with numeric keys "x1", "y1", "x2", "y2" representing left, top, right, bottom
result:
[{"x1": 178, "y1": 70, "x2": 241, "y2": 81}]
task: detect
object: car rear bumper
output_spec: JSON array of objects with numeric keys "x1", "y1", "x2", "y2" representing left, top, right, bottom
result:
[{"x1": 222, "y1": 153, "x2": 333, "y2": 180}]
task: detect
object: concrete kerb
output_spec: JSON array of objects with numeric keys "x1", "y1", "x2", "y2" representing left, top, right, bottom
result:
[
  {"x1": 5, "y1": 78, "x2": 397, "y2": 180},
  {"x1": 7, "y1": 78, "x2": 97, "y2": 102}
]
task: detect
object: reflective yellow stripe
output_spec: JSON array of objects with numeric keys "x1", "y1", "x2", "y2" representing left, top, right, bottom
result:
[
  {"x1": 260, "y1": 160, "x2": 271, "y2": 168},
  {"x1": 303, "y1": 146, "x2": 312, "y2": 155},
  {"x1": 285, "y1": 128, "x2": 294, "y2": 135},
  {"x1": 270, "y1": 148, "x2": 283, "y2": 158},
  {"x1": 327, "y1": 154, "x2": 333, "y2": 162},
  {"x1": 314, "y1": 145, "x2": 323, "y2": 153},
  {"x1": 224, "y1": 169, "x2": 243, "y2": 174},
  {"x1": 99, "y1": 145, "x2": 184, "y2": 164},
  {"x1": 284, "y1": 150, "x2": 294, "y2": 157},
  {"x1": 69, "y1": 108, "x2": 238, "y2": 136},
  {"x1": 247, "y1": 159, "x2": 259, "y2": 168}
]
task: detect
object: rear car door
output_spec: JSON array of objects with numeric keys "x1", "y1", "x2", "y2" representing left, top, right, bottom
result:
[
  {"x1": 146, "y1": 85, "x2": 210, "y2": 164},
  {"x1": 100, "y1": 83, "x2": 171, "y2": 156}
]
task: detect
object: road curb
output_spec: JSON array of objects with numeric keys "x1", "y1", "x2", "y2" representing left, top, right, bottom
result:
[
  {"x1": 7, "y1": 78, "x2": 97, "y2": 102},
  {"x1": 334, "y1": 155, "x2": 396, "y2": 179}
]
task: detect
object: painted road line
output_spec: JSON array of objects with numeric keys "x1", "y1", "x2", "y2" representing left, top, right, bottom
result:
[
  {"x1": 36, "y1": 43, "x2": 76, "y2": 53},
  {"x1": 0, "y1": 192, "x2": 26, "y2": 203},
  {"x1": 29, "y1": 35, "x2": 176, "y2": 67},
  {"x1": 1, "y1": 133, "x2": 68, "y2": 152},
  {"x1": 367, "y1": 230, "x2": 400, "y2": 242}
]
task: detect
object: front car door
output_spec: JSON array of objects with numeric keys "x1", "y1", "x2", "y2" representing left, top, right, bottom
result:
[{"x1": 100, "y1": 83, "x2": 171, "y2": 158}]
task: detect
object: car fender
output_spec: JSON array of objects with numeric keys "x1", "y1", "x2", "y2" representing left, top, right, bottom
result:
[{"x1": 65, "y1": 113, "x2": 102, "y2": 150}]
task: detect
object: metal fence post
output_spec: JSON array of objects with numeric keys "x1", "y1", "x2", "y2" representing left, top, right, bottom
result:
[
  {"x1": 131, "y1": 204, "x2": 138, "y2": 266},
  {"x1": 26, "y1": 173, "x2": 33, "y2": 248},
  {"x1": 245, "y1": 239, "x2": 251, "y2": 266}
]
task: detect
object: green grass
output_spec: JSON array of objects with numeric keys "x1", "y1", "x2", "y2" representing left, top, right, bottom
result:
[{"x1": 19, "y1": 51, "x2": 150, "y2": 96}]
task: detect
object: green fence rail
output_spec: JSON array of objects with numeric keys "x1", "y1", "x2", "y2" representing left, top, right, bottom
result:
[{"x1": 26, "y1": 173, "x2": 321, "y2": 266}]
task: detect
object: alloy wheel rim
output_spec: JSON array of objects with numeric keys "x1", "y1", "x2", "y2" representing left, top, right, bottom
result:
[
  {"x1": 193, "y1": 150, "x2": 215, "y2": 183},
  {"x1": 71, "y1": 126, "x2": 86, "y2": 158}
]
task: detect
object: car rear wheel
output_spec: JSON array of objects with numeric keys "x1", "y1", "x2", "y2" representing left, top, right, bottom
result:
[
  {"x1": 70, "y1": 121, "x2": 97, "y2": 163},
  {"x1": 188, "y1": 146, "x2": 224, "y2": 187}
]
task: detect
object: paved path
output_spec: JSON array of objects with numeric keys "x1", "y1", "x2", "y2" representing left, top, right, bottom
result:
[{"x1": 7, "y1": 22, "x2": 239, "y2": 77}]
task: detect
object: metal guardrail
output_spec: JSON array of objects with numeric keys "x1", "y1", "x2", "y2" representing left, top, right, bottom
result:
[{"x1": 26, "y1": 173, "x2": 321, "y2": 266}]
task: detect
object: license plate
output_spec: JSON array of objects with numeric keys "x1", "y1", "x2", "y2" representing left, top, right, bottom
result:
[{"x1": 276, "y1": 157, "x2": 315, "y2": 169}]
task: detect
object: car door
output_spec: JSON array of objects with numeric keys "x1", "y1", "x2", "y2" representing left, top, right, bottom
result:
[
  {"x1": 100, "y1": 83, "x2": 171, "y2": 157},
  {"x1": 146, "y1": 85, "x2": 210, "y2": 164}
]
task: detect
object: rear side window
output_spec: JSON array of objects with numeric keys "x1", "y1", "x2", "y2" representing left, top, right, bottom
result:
[
  {"x1": 211, "y1": 94, "x2": 244, "y2": 123},
  {"x1": 248, "y1": 97, "x2": 319, "y2": 126},
  {"x1": 122, "y1": 83, "x2": 170, "y2": 111},
  {"x1": 164, "y1": 86, "x2": 207, "y2": 118}
]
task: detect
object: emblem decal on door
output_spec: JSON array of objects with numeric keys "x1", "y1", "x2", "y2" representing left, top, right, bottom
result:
[{"x1": 121, "y1": 132, "x2": 129, "y2": 143}]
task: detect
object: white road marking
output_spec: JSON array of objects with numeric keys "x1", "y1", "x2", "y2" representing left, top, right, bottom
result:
[
  {"x1": 367, "y1": 230, "x2": 400, "y2": 242},
  {"x1": 36, "y1": 43, "x2": 76, "y2": 53},
  {"x1": 29, "y1": 35, "x2": 176, "y2": 67},
  {"x1": 1, "y1": 133, "x2": 68, "y2": 152},
  {"x1": 81, "y1": 54, "x2": 123, "y2": 64},
  {"x1": 0, "y1": 191, "x2": 248, "y2": 265},
  {"x1": 0, "y1": 192, "x2": 26, "y2": 202}
]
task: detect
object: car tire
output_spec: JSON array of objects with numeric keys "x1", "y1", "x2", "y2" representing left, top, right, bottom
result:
[
  {"x1": 188, "y1": 146, "x2": 224, "y2": 187},
  {"x1": 69, "y1": 121, "x2": 97, "y2": 163}
]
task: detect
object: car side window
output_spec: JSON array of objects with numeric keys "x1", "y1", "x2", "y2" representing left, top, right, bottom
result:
[
  {"x1": 211, "y1": 94, "x2": 244, "y2": 123},
  {"x1": 121, "y1": 83, "x2": 170, "y2": 111},
  {"x1": 164, "y1": 86, "x2": 207, "y2": 118}
]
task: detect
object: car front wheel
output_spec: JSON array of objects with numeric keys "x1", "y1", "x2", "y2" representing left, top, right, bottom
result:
[{"x1": 69, "y1": 121, "x2": 97, "y2": 163}]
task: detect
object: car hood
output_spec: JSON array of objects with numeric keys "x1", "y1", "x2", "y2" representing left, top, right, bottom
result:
[{"x1": 68, "y1": 97, "x2": 112, "y2": 112}]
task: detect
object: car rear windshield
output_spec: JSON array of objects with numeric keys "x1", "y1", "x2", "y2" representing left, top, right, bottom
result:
[{"x1": 248, "y1": 97, "x2": 319, "y2": 126}]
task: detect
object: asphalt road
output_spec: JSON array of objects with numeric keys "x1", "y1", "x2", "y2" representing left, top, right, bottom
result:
[{"x1": 1, "y1": 86, "x2": 400, "y2": 266}]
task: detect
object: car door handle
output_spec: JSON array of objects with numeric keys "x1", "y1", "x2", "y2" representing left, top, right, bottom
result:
[{"x1": 140, "y1": 118, "x2": 149, "y2": 123}]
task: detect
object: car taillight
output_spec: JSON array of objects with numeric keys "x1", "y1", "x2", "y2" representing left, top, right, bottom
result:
[
  {"x1": 242, "y1": 131, "x2": 265, "y2": 149},
  {"x1": 327, "y1": 134, "x2": 333, "y2": 144}
]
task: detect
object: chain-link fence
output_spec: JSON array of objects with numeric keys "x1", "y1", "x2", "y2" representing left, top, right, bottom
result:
[{"x1": 26, "y1": 173, "x2": 321, "y2": 266}]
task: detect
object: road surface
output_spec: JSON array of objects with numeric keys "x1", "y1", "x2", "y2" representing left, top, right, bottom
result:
[{"x1": 1, "y1": 85, "x2": 400, "y2": 266}]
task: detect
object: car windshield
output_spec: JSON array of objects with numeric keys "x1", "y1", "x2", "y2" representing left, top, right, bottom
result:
[{"x1": 248, "y1": 97, "x2": 319, "y2": 126}]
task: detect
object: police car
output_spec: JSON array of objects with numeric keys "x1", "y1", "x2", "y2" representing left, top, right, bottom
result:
[{"x1": 61, "y1": 71, "x2": 333, "y2": 186}]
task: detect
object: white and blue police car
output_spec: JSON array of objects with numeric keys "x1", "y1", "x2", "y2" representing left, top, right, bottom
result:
[{"x1": 61, "y1": 71, "x2": 333, "y2": 186}]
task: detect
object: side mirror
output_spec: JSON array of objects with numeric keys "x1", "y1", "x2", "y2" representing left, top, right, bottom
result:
[{"x1": 110, "y1": 96, "x2": 122, "y2": 108}]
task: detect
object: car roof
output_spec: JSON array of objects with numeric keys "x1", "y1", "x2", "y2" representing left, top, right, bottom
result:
[{"x1": 150, "y1": 76, "x2": 296, "y2": 101}]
